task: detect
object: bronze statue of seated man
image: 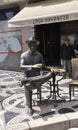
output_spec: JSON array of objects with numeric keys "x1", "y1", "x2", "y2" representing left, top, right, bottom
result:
[{"x1": 20, "y1": 37, "x2": 52, "y2": 116}]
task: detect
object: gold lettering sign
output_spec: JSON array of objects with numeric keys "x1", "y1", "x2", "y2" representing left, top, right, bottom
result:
[
  {"x1": 33, "y1": 13, "x2": 78, "y2": 25},
  {"x1": 33, "y1": 14, "x2": 69, "y2": 24}
]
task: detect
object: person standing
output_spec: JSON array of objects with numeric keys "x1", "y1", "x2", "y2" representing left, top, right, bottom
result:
[
  {"x1": 20, "y1": 37, "x2": 45, "y2": 115},
  {"x1": 74, "y1": 42, "x2": 78, "y2": 58},
  {"x1": 61, "y1": 38, "x2": 75, "y2": 78}
]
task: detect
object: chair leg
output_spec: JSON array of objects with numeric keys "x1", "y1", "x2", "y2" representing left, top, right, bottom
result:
[
  {"x1": 72, "y1": 86, "x2": 74, "y2": 96},
  {"x1": 69, "y1": 84, "x2": 72, "y2": 101},
  {"x1": 37, "y1": 88, "x2": 41, "y2": 104},
  {"x1": 39, "y1": 89, "x2": 41, "y2": 104}
]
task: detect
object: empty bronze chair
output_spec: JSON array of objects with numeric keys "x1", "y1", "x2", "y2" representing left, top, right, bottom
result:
[{"x1": 69, "y1": 58, "x2": 78, "y2": 101}]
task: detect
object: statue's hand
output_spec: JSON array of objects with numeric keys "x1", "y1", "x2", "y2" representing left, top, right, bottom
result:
[{"x1": 32, "y1": 64, "x2": 42, "y2": 68}]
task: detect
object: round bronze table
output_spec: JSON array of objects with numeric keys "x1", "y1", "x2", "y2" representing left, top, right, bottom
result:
[{"x1": 47, "y1": 66, "x2": 66, "y2": 100}]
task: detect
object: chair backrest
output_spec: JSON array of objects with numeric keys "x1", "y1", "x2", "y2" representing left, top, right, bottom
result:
[{"x1": 71, "y1": 58, "x2": 78, "y2": 80}]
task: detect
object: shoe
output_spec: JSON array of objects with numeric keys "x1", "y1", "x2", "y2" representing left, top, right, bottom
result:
[
  {"x1": 63, "y1": 75, "x2": 66, "y2": 79},
  {"x1": 68, "y1": 76, "x2": 72, "y2": 79},
  {"x1": 19, "y1": 80, "x2": 23, "y2": 87},
  {"x1": 27, "y1": 108, "x2": 33, "y2": 116}
]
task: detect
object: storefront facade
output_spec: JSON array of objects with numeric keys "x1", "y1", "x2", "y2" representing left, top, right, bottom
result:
[
  {"x1": 0, "y1": 0, "x2": 78, "y2": 69},
  {"x1": 8, "y1": 0, "x2": 78, "y2": 66}
]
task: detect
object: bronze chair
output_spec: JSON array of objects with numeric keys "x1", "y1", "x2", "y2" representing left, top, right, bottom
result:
[{"x1": 69, "y1": 58, "x2": 78, "y2": 101}]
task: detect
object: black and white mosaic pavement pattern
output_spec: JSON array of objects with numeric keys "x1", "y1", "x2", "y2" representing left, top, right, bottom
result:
[{"x1": 0, "y1": 70, "x2": 78, "y2": 127}]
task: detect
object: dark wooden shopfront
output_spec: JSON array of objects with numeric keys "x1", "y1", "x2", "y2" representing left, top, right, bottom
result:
[
  {"x1": 35, "y1": 20, "x2": 78, "y2": 66},
  {"x1": 35, "y1": 23, "x2": 61, "y2": 66}
]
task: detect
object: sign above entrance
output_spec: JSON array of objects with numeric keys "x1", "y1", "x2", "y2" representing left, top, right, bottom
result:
[
  {"x1": 8, "y1": 0, "x2": 78, "y2": 27},
  {"x1": 33, "y1": 12, "x2": 78, "y2": 25}
]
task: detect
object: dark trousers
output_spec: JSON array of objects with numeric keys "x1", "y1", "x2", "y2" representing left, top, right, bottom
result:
[
  {"x1": 63, "y1": 60, "x2": 72, "y2": 78},
  {"x1": 24, "y1": 84, "x2": 32, "y2": 110}
]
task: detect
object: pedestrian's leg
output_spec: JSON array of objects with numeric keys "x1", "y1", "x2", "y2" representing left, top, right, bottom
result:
[
  {"x1": 68, "y1": 60, "x2": 72, "y2": 78},
  {"x1": 63, "y1": 60, "x2": 67, "y2": 78}
]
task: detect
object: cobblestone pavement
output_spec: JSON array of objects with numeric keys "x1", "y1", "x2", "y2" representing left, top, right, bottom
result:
[{"x1": 0, "y1": 70, "x2": 78, "y2": 129}]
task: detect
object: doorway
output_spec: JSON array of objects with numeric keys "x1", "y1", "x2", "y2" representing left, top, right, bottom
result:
[{"x1": 35, "y1": 23, "x2": 61, "y2": 66}]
